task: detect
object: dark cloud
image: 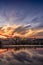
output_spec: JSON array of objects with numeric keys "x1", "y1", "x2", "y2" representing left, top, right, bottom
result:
[
  {"x1": 32, "y1": 17, "x2": 39, "y2": 23},
  {"x1": 32, "y1": 16, "x2": 43, "y2": 23},
  {"x1": 31, "y1": 16, "x2": 43, "y2": 28},
  {"x1": 12, "y1": 24, "x2": 31, "y2": 35},
  {"x1": 35, "y1": 32, "x2": 43, "y2": 36},
  {"x1": 38, "y1": 23, "x2": 43, "y2": 28}
]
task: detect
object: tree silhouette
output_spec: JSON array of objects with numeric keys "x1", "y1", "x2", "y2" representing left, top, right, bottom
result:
[{"x1": 0, "y1": 40, "x2": 2, "y2": 48}]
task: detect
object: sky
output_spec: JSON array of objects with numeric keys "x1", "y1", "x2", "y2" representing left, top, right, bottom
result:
[{"x1": 0, "y1": 0, "x2": 43, "y2": 38}]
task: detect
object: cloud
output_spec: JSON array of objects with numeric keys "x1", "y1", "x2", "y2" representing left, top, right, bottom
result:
[
  {"x1": 0, "y1": 24, "x2": 31, "y2": 38},
  {"x1": 32, "y1": 31, "x2": 43, "y2": 38},
  {"x1": 24, "y1": 28, "x2": 43, "y2": 38},
  {"x1": 36, "y1": 32, "x2": 43, "y2": 36},
  {"x1": 31, "y1": 16, "x2": 43, "y2": 28},
  {"x1": 13, "y1": 24, "x2": 31, "y2": 34},
  {"x1": 0, "y1": 24, "x2": 43, "y2": 38}
]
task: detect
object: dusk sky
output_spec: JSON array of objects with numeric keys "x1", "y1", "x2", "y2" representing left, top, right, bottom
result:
[{"x1": 0, "y1": 0, "x2": 43, "y2": 38}]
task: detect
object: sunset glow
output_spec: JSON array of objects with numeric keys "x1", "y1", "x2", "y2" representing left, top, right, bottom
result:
[{"x1": 0, "y1": 25, "x2": 43, "y2": 39}]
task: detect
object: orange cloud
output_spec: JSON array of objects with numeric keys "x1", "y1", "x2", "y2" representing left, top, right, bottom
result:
[
  {"x1": 25, "y1": 29, "x2": 43, "y2": 38},
  {"x1": 0, "y1": 24, "x2": 43, "y2": 39}
]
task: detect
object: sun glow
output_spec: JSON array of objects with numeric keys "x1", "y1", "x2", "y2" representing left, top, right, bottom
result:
[{"x1": 0, "y1": 25, "x2": 43, "y2": 39}]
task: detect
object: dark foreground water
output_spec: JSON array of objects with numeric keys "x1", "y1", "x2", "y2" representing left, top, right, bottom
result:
[{"x1": 0, "y1": 48, "x2": 43, "y2": 65}]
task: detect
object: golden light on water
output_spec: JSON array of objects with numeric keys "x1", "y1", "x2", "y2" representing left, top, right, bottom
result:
[{"x1": 0, "y1": 49, "x2": 7, "y2": 54}]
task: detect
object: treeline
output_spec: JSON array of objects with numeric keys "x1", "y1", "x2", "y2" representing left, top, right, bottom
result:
[{"x1": 0, "y1": 37, "x2": 43, "y2": 45}]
